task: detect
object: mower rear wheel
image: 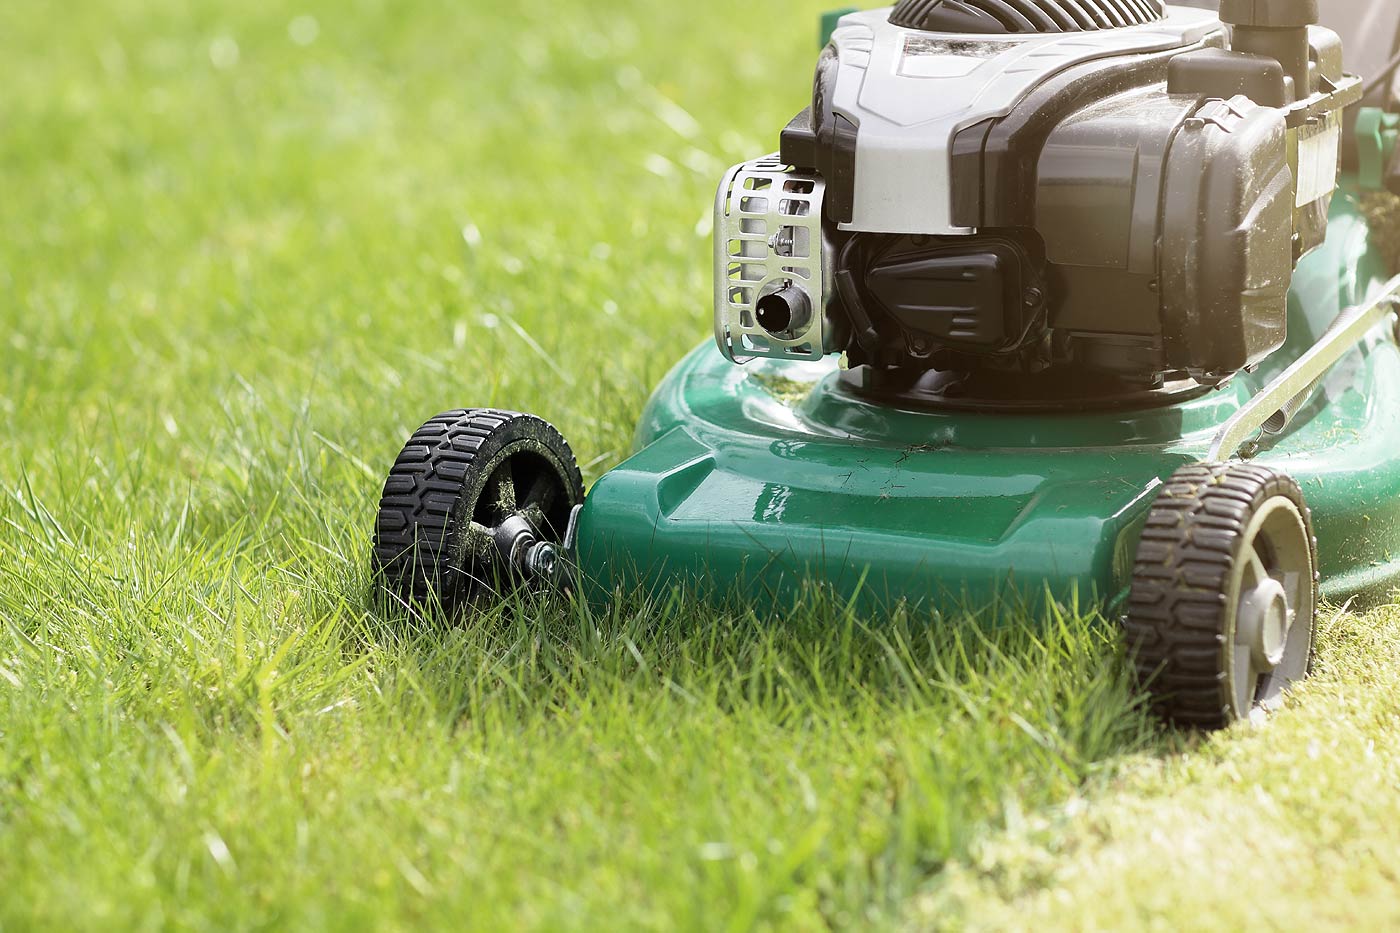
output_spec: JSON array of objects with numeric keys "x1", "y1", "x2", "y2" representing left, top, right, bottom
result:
[
  {"x1": 1125, "y1": 462, "x2": 1318, "y2": 729},
  {"x1": 373, "y1": 409, "x2": 584, "y2": 614}
]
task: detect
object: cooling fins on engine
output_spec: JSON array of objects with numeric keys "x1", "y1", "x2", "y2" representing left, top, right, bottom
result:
[{"x1": 888, "y1": 0, "x2": 1166, "y2": 34}]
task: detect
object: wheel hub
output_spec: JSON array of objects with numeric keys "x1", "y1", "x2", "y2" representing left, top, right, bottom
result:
[
  {"x1": 492, "y1": 514, "x2": 538, "y2": 565},
  {"x1": 1238, "y1": 576, "x2": 1290, "y2": 670},
  {"x1": 490, "y1": 512, "x2": 569, "y2": 586}
]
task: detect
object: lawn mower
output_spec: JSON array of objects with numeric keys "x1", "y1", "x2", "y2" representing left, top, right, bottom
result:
[{"x1": 374, "y1": 0, "x2": 1400, "y2": 729}]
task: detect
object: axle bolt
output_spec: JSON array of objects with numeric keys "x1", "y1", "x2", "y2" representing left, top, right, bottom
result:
[{"x1": 525, "y1": 541, "x2": 561, "y2": 580}]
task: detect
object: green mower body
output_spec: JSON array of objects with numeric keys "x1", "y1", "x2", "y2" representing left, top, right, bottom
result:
[{"x1": 575, "y1": 184, "x2": 1400, "y2": 611}]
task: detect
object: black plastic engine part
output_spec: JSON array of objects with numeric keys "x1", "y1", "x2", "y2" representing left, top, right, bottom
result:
[
  {"x1": 838, "y1": 233, "x2": 1049, "y2": 370},
  {"x1": 1160, "y1": 96, "x2": 1293, "y2": 382},
  {"x1": 780, "y1": 108, "x2": 818, "y2": 170},
  {"x1": 1219, "y1": 0, "x2": 1317, "y2": 95},
  {"x1": 864, "y1": 237, "x2": 1043, "y2": 355},
  {"x1": 779, "y1": 51, "x2": 856, "y2": 218},
  {"x1": 838, "y1": 362, "x2": 1210, "y2": 413},
  {"x1": 806, "y1": 46, "x2": 857, "y2": 223},
  {"x1": 950, "y1": 40, "x2": 1204, "y2": 230},
  {"x1": 932, "y1": 20, "x2": 1347, "y2": 385},
  {"x1": 889, "y1": 0, "x2": 1165, "y2": 34},
  {"x1": 1166, "y1": 47, "x2": 1288, "y2": 107}
]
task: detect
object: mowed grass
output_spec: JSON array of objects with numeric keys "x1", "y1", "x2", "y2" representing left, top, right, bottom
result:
[
  {"x1": 923, "y1": 605, "x2": 1400, "y2": 930},
  {"x1": 1, "y1": 0, "x2": 1398, "y2": 929}
]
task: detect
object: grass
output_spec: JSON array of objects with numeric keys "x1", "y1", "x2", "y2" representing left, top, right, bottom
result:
[
  {"x1": 1, "y1": 0, "x2": 1398, "y2": 929},
  {"x1": 920, "y1": 606, "x2": 1400, "y2": 931}
]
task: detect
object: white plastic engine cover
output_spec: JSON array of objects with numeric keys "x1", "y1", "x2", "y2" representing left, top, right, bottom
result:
[{"x1": 828, "y1": 5, "x2": 1219, "y2": 235}]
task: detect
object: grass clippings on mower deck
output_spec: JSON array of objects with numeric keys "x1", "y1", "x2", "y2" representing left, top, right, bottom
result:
[{"x1": 1362, "y1": 190, "x2": 1400, "y2": 274}]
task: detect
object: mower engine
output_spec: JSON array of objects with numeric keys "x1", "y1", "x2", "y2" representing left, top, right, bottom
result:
[{"x1": 714, "y1": 0, "x2": 1363, "y2": 392}]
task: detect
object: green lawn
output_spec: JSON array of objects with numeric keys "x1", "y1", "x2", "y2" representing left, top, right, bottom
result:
[{"x1": 2, "y1": 1, "x2": 1398, "y2": 929}]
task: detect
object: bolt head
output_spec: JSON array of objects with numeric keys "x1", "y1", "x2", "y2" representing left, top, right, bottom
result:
[{"x1": 526, "y1": 542, "x2": 560, "y2": 578}]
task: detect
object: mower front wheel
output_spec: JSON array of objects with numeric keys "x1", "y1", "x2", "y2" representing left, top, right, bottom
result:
[
  {"x1": 1125, "y1": 462, "x2": 1318, "y2": 729},
  {"x1": 373, "y1": 409, "x2": 585, "y2": 615}
]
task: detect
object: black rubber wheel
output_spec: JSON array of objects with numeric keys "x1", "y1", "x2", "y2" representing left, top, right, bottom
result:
[
  {"x1": 1125, "y1": 462, "x2": 1319, "y2": 729},
  {"x1": 373, "y1": 409, "x2": 584, "y2": 613}
]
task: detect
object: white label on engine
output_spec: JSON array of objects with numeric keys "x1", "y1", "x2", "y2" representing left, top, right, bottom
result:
[{"x1": 1296, "y1": 119, "x2": 1340, "y2": 208}]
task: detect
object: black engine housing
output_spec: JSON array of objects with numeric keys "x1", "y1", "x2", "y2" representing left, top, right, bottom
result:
[
  {"x1": 839, "y1": 232, "x2": 1051, "y2": 374},
  {"x1": 772, "y1": 0, "x2": 1358, "y2": 391}
]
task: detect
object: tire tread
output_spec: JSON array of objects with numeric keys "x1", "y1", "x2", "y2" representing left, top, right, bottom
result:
[
  {"x1": 372, "y1": 409, "x2": 583, "y2": 613},
  {"x1": 1125, "y1": 462, "x2": 1317, "y2": 729}
]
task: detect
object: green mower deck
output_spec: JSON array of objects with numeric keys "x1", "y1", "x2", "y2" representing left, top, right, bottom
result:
[{"x1": 575, "y1": 183, "x2": 1400, "y2": 612}]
